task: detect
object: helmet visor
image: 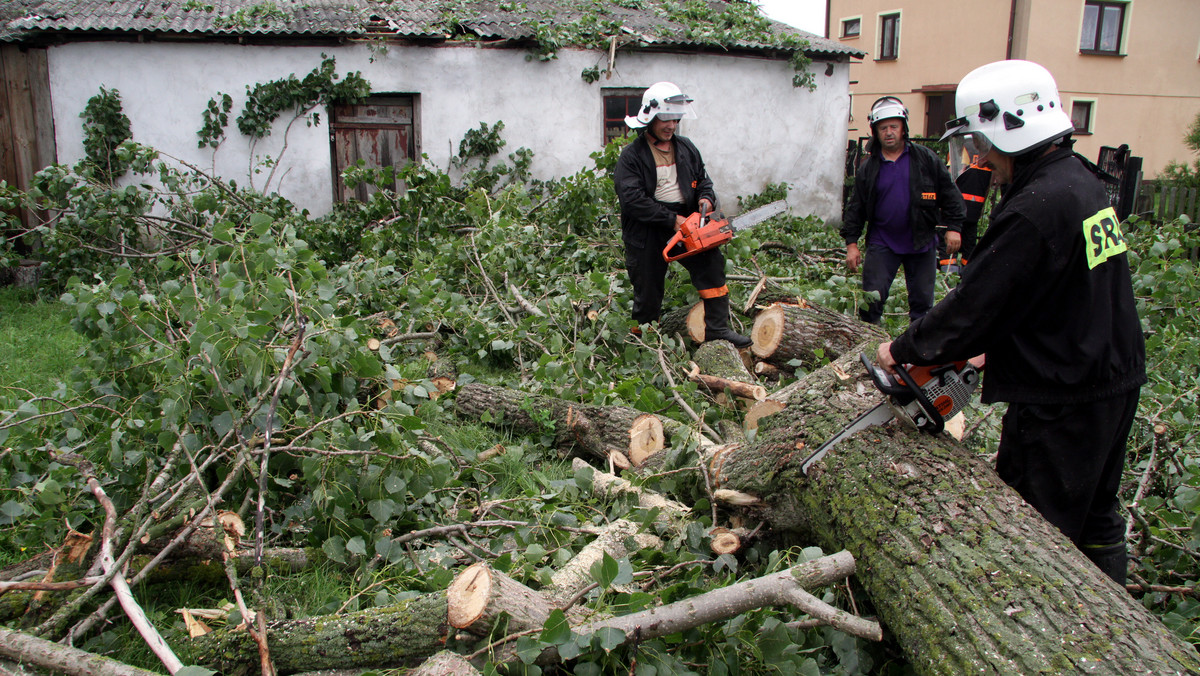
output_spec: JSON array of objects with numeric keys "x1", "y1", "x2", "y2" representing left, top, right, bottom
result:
[{"x1": 948, "y1": 132, "x2": 992, "y2": 172}]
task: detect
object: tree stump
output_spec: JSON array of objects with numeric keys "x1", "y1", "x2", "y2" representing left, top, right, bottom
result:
[
  {"x1": 455, "y1": 383, "x2": 668, "y2": 468},
  {"x1": 751, "y1": 300, "x2": 885, "y2": 368}
]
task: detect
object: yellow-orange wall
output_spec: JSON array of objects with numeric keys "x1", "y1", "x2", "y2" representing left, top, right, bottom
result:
[{"x1": 830, "y1": 0, "x2": 1200, "y2": 176}]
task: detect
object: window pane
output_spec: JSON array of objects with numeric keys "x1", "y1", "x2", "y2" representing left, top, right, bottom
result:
[
  {"x1": 605, "y1": 97, "x2": 625, "y2": 119},
  {"x1": 880, "y1": 15, "x2": 897, "y2": 58},
  {"x1": 843, "y1": 18, "x2": 860, "y2": 37},
  {"x1": 1080, "y1": 5, "x2": 1098, "y2": 50},
  {"x1": 1071, "y1": 102, "x2": 1091, "y2": 131},
  {"x1": 1099, "y1": 6, "x2": 1122, "y2": 52}
]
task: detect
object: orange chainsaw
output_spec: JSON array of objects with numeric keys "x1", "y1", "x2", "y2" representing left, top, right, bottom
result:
[
  {"x1": 662, "y1": 199, "x2": 788, "y2": 263},
  {"x1": 799, "y1": 353, "x2": 981, "y2": 474}
]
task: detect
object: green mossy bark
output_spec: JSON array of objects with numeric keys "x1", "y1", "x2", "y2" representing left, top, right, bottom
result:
[
  {"x1": 718, "y1": 350, "x2": 1200, "y2": 675},
  {"x1": 192, "y1": 590, "x2": 448, "y2": 673},
  {"x1": 456, "y1": 383, "x2": 672, "y2": 457}
]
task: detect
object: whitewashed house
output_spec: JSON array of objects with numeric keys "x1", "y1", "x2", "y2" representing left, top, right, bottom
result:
[{"x1": 0, "y1": 0, "x2": 863, "y2": 221}]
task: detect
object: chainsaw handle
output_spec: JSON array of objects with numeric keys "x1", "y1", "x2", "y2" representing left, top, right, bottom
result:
[{"x1": 662, "y1": 230, "x2": 690, "y2": 263}]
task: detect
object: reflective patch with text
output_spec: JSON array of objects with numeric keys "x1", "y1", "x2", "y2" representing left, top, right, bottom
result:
[{"x1": 1083, "y1": 207, "x2": 1127, "y2": 270}]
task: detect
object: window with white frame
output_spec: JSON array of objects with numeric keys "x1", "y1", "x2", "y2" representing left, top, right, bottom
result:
[
  {"x1": 1080, "y1": 1, "x2": 1126, "y2": 54},
  {"x1": 878, "y1": 13, "x2": 900, "y2": 60}
]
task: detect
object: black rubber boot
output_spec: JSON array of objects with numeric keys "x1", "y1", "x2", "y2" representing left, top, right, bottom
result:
[
  {"x1": 1083, "y1": 542, "x2": 1128, "y2": 587},
  {"x1": 702, "y1": 296, "x2": 752, "y2": 349}
]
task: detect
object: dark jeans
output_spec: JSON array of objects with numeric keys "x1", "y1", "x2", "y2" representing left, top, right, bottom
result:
[
  {"x1": 996, "y1": 389, "x2": 1140, "y2": 550},
  {"x1": 624, "y1": 228, "x2": 726, "y2": 323},
  {"x1": 859, "y1": 241, "x2": 936, "y2": 324}
]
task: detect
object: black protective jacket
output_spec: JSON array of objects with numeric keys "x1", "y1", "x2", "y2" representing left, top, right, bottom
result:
[
  {"x1": 890, "y1": 147, "x2": 1146, "y2": 404},
  {"x1": 840, "y1": 141, "x2": 965, "y2": 250},
  {"x1": 614, "y1": 133, "x2": 716, "y2": 249}
]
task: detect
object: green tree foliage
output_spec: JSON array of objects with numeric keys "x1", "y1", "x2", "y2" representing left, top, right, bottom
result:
[
  {"x1": 2, "y1": 123, "x2": 1198, "y2": 672},
  {"x1": 80, "y1": 86, "x2": 133, "y2": 184}
]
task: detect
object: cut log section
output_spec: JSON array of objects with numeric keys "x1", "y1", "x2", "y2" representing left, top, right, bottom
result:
[
  {"x1": 686, "y1": 363, "x2": 767, "y2": 402},
  {"x1": 408, "y1": 650, "x2": 482, "y2": 676},
  {"x1": 656, "y1": 302, "x2": 706, "y2": 343},
  {"x1": 456, "y1": 384, "x2": 671, "y2": 468},
  {"x1": 447, "y1": 562, "x2": 553, "y2": 636},
  {"x1": 751, "y1": 300, "x2": 886, "y2": 367}
]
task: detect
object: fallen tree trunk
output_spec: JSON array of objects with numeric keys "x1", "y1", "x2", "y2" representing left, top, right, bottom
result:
[
  {"x1": 0, "y1": 626, "x2": 162, "y2": 676},
  {"x1": 191, "y1": 591, "x2": 449, "y2": 673},
  {"x1": 455, "y1": 383, "x2": 669, "y2": 468},
  {"x1": 714, "y1": 310, "x2": 1200, "y2": 674}
]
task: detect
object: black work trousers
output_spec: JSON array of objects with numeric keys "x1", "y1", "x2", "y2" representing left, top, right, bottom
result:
[
  {"x1": 859, "y1": 240, "x2": 936, "y2": 324},
  {"x1": 995, "y1": 389, "x2": 1140, "y2": 551},
  {"x1": 624, "y1": 223, "x2": 727, "y2": 324}
]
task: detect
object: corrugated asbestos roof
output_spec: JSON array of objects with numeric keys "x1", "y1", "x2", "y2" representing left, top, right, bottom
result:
[{"x1": 1, "y1": 0, "x2": 863, "y2": 58}]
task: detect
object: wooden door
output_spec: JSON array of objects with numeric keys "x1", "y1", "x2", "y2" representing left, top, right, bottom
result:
[{"x1": 330, "y1": 95, "x2": 416, "y2": 203}]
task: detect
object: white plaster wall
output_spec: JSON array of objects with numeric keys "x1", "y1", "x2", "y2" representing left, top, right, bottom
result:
[{"x1": 46, "y1": 41, "x2": 850, "y2": 221}]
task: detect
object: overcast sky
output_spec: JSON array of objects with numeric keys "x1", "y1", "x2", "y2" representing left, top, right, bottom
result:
[{"x1": 755, "y1": 0, "x2": 827, "y2": 36}]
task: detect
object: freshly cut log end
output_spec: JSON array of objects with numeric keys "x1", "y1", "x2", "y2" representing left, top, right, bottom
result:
[
  {"x1": 750, "y1": 304, "x2": 786, "y2": 359},
  {"x1": 447, "y1": 562, "x2": 491, "y2": 630},
  {"x1": 627, "y1": 414, "x2": 665, "y2": 466},
  {"x1": 686, "y1": 302, "x2": 707, "y2": 342},
  {"x1": 446, "y1": 562, "x2": 553, "y2": 637},
  {"x1": 709, "y1": 527, "x2": 742, "y2": 555},
  {"x1": 744, "y1": 399, "x2": 786, "y2": 432}
]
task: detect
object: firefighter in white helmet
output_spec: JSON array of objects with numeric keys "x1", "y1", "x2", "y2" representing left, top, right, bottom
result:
[
  {"x1": 840, "y1": 96, "x2": 966, "y2": 324},
  {"x1": 613, "y1": 82, "x2": 751, "y2": 347},
  {"x1": 876, "y1": 60, "x2": 1146, "y2": 585}
]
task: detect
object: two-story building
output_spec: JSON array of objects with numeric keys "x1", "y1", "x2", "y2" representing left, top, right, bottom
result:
[{"x1": 826, "y1": 0, "x2": 1200, "y2": 176}]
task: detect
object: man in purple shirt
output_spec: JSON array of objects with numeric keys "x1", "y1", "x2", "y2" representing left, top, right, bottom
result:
[{"x1": 841, "y1": 97, "x2": 965, "y2": 324}]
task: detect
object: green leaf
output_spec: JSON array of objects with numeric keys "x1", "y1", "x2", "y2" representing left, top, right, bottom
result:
[
  {"x1": 539, "y1": 609, "x2": 572, "y2": 645},
  {"x1": 590, "y1": 551, "x2": 619, "y2": 588},
  {"x1": 346, "y1": 536, "x2": 367, "y2": 556},
  {"x1": 176, "y1": 667, "x2": 219, "y2": 676},
  {"x1": 595, "y1": 626, "x2": 626, "y2": 651},
  {"x1": 321, "y1": 536, "x2": 347, "y2": 564}
]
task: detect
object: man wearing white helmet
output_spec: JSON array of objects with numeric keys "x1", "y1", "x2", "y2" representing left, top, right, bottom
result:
[
  {"x1": 841, "y1": 96, "x2": 966, "y2": 325},
  {"x1": 613, "y1": 81, "x2": 751, "y2": 348},
  {"x1": 876, "y1": 60, "x2": 1146, "y2": 585}
]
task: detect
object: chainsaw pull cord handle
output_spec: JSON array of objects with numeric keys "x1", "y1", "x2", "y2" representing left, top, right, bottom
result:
[{"x1": 892, "y1": 363, "x2": 945, "y2": 435}]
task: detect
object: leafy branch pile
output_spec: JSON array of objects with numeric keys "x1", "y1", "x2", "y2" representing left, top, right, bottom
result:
[{"x1": 0, "y1": 124, "x2": 1197, "y2": 674}]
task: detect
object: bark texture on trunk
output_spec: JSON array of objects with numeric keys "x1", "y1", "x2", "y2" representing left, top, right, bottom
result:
[
  {"x1": 0, "y1": 626, "x2": 161, "y2": 676},
  {"x1": 192, "y1": 590, "x2": 449, "y2": 674},
  {"x1": 717, "y1": 311, "x2": 1200, "y2": 675},
  {"x1": 751, "y1": 301, "x2": 886, "y2": 368},
  {"x1": 455, "y1": 383, "x2": 669, "y2": 468}
]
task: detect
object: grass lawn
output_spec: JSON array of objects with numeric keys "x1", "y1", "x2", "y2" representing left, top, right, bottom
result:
[{"x1": 0, "y1": 286, "x2": 85, "y2": 397}]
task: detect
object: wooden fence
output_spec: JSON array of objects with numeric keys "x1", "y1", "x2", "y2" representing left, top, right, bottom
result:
[{"x1": 1133, "y1": 183, "x2": 1199, "y2": 223}]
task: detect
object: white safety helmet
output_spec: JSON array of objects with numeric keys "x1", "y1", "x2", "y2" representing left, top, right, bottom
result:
[
  {"x1": 867, "y1": 96, "x2": 908, "y2": 128},
  {"x1": 940, "y1": 60, "x2": 1074, "y2": 156},
  {"x1": 625, "y1": 82, "x2": 698, "y2": 129}
]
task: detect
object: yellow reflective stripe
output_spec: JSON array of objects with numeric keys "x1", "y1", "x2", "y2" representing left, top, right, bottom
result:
[{"x1": 1083, "y1": 207, "x2": 1127, "y2": 270}]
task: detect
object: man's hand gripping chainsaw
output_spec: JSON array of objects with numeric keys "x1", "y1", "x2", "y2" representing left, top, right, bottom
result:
[{"x1": 799, "y1": 353, "x2": 981, "y2": 474}]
